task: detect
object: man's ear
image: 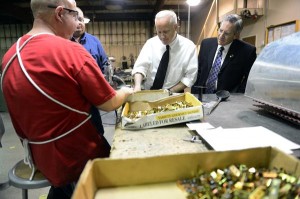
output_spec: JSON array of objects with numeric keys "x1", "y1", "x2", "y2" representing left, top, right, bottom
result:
[
  {"x1": 54, "y1": 6, "x2": 64, "y2": 22},
  {"x1": 174, "y1": 24, "x2": 178, "y2": 31},
  {"x1": 234, "y1": 32, "x2": 240, "y2": 40}
]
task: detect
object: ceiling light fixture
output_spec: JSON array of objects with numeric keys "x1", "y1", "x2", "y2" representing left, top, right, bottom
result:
[
  {"x1": 186, "y1": 0, "x2": 201, "y2": 39},
  {"x1": 186, "y1": 0, "x2": 201, "y2": 6}
]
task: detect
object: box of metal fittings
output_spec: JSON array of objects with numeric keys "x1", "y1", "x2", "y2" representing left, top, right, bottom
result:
[
  {"x1": 72, "y1": 147, "x2": 300, "y2": 199},
  {"x1": 121, "y1": 92, "x2": 203, "y2": 129}
]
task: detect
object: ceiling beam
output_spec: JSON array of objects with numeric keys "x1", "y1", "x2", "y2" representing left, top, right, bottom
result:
[
  {"x1": 85, "y1": 12, "x2": 188, "y2": 22},
  {"x1": 80, "y1": 5, "x2": 186, "y2": 13},
  {"x1": 0, "y1": 3, "x2": 32, "y2": 24},
  {"x1": 86, "y1": 12, "x2": 154, "y2": 22},
  {"x1": 0, "y1": 1, "x2": 189, "y2": 24},
  {"x1": 153, "y1": 0, "x2": 166, "y2": 15}
]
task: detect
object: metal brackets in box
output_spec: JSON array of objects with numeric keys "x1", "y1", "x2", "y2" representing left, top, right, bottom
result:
[{"x1": 121, "y1": 92, "x2": 203, "y2": 129}]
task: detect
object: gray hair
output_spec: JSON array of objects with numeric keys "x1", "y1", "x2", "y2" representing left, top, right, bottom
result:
[
  {"x1": 155, "y1": 10, "x2": 177, "y2": 25},
  {"x1": 76, "y1": 6, "x2": 84, "y2": 17},
  {"x1": 31, "y1": 0, "x2": 58, "y2": 17},
  {"x1": 222, "y1": 14, "x2": 243, "y2": 34},
  {"x1": 30, "y1": 0, "x2": 76, "y2": 17}
]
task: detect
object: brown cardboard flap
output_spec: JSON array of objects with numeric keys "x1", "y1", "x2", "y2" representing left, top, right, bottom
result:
[
  {"x1": 92, "y1": 147, "x2": 271, "y2": 188},
  {"x1": 126, "y1": 89, "x2": 170, "y2": 102},
  {"x1": 269, "y1": 147, "x2": 299, "y2": 173},
  {"x1": 72, "y1": 161, "x2": 97, "y2": 199},
  {"x1": 94, "y1": 182, "x2": 187, "y2": 199},
  {"x1": 72, "y1": 147, "x2": 300, "y2": 199}
]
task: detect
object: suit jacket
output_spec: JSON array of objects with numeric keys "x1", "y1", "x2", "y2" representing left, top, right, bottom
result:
[{"x1": 192, "y1": 37, "x2": 256, "y2": 94}]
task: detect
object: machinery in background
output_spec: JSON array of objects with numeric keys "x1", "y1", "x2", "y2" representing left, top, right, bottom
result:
[
  {"x1": 104, "y1": 56, "x2": 128, "y2": 90},
  {"x1": 245, "y1": 32, "x2": 300, "y2": 125}
]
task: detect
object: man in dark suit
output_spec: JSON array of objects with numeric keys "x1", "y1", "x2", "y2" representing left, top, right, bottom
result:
[{"x1": 192, "y1": 14, "x2": 256, "y2": 94}]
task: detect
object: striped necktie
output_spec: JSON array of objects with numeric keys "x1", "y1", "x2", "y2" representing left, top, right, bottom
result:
[{"x1": 206, "y1": 46, "x2": 224, "y2": 93}]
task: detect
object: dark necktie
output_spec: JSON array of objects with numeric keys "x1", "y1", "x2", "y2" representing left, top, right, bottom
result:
[
  {"x1": 151, "y1": 45, "x2": 170, "y2": 90},
  {"x1": 206, "y1": 46, "x2": 224, "y2": 93}
]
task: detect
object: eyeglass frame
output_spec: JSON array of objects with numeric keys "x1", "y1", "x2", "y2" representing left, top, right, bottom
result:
[
  {"x1": 47, "y1": 5, "x2": 79, "y2": 20},
  {"x1": 217, "y1": 28, "x2": 235, "y2": 37}
]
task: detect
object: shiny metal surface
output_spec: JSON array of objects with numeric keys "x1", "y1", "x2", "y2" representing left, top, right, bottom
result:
[{"x1": 245, "y1": 32, "x2": 300, "y2": 123}]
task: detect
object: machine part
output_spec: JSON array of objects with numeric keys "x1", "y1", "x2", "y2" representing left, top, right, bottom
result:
[
  {"x1": 253, "y1": 100, "x2": 300, "y2": 125},
  {"x1": 245, "y1": 32, "x2": 300, "y2": 124}
]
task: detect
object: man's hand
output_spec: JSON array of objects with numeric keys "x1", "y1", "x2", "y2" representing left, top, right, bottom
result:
[
  {"x1": 120, "y1": 86, "x2": 134, "y2": 96},
  {"x1": 97, "y1": 86, "x2": 134, "y2": 112}
]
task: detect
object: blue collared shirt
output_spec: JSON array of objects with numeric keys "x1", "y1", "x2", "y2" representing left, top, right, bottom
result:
[{"x1": 72, "y1": 32, "x2": 108, "y2": 73}]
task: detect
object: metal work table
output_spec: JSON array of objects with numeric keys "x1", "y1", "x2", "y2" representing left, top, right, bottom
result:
[{"x1": 110, "y1": 94, "x2": 300, "y2": 159}]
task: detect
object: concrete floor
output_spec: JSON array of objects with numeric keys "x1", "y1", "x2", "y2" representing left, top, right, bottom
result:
[{"x1": 0, "y1": 111, "x2": 116, "y2": 199}]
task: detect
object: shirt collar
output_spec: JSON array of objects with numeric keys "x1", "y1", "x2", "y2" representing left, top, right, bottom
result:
[
  {"x1": 71, "y1": 33, "x2": 87, "y2": 44},
  {"x1": 218, "y1": 41, "x2": 232, "y2": 54},
  {"x1": 168, "y1": 33, "x2": 178, "y2": 50},
  {"x1": 79, "y1": 32, "x2": 87, "y2": 44}
]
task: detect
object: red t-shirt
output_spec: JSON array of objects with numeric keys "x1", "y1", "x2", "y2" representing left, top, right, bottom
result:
[{"x1": 1, "y1": 34, "x2": 116, "y2": 186}]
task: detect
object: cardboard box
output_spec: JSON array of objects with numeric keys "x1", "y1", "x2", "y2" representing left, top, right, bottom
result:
[
  {"x1": 72, "y1": 147, "x2": 300, "y2": 199},
  {"x1": 121, "y1": 92, "x2": 203, "y2": 129},
  {"x1": 126, "y1": 89, "x2": 171, "y2": 102}
]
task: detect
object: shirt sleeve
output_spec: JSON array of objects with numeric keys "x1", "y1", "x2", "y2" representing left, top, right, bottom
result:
[
  {"x1": 181, "y1": 45, "x2": 198, "y2": 87},
  {"x1": 131, "y1": 40, "x2": 152, "y2": 78},
  {"x1": 76, "y1": 51, "x2": 116, "y2": 106},
  {"x1": 96, "y1": 40, "x2": 108, "y2": 68}
]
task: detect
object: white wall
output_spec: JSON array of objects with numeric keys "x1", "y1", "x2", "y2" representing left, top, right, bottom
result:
[
  {"x1": 241, "y1": 0, "x2": 300, "y2": 53},
  {"x1": 1, "y1": 1, "x2": 300, "y2": 60},
  {"x1": 191, "y1": 0, "x2": 300, "y2": 54},
  {"x1": 85, "y1": 20, "x2": 189, "y2": 69}
]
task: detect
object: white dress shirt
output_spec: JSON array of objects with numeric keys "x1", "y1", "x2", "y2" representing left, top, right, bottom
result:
[{"x1": 132, "y1": 34, "x2": 198, "y2": 90}]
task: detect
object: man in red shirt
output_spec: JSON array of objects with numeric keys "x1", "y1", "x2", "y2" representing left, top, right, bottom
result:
[{"x1": 1, "y1": 0, "x2": 133, "y2": 198}]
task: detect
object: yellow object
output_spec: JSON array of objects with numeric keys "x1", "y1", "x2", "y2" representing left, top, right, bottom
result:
[
  {"x1": 122, "y1": 92, "x2": 203, "y2": 129},
  {"x1": 39, "y1": 194, "x2": 48, "y2": 199}
]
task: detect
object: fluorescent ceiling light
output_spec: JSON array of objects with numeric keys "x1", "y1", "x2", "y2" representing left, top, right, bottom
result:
[{"x1": 186, "y1": 0, "x2": 201, "y2": 6}]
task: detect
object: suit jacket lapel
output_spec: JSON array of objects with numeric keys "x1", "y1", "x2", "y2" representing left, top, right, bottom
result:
[
  {"x1": 220, "y1": 40, "x2": 237, "y2": 71},
  {"x1": 208, "y1": 39, "x2": 218, "y2": 70}
]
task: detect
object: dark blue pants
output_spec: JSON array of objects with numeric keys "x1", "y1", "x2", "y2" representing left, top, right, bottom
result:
[{"x1": 47, "y1": 182, "x2": 76, "y2": 199}]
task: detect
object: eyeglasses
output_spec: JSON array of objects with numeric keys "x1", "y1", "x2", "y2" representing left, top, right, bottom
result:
[
  {"x1": 47, "y1": 5, "x2": 78, "y2": 20},
  {"x1": 218, "y1": 29, "x2": 234, "y2": 37},
  {"x1": 157, "y1": 29, "x2": 171, "y2": 36}
]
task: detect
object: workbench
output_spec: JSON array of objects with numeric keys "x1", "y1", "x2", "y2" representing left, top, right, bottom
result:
[{"x1": 110, "y1": 94, "x2": 300, "y2": 158}]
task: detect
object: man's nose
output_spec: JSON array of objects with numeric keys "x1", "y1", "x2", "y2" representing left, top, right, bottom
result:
[{"x1": 219, "y1": 32, "x2": 225, "y2": 38}]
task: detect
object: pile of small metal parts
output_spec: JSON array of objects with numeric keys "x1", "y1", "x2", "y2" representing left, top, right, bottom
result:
[
  {"x1": 177, "y1": 164, "x2": 300, "y2": 199},
  {"x1": 253, "y1": 100, "x2": 300, "y2": 125},
  {"x1": 127, "y1": 101, "x2": 193, "y2": 120}
]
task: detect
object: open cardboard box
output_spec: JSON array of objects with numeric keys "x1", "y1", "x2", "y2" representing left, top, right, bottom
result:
[
  {"x1": 121, "y1": 92, "x2": 203, "y2": 129},
  {"x1": 72, "y1": 147, "x2": 300, "y2": 199},
  {"x1": 126, "y1": 89, "x2": 171, "y2": 102}
]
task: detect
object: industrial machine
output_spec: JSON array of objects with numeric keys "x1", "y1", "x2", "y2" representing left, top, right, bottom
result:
[{"x1": 245, "y1": 32, "x2": 300, "y2": 125}]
